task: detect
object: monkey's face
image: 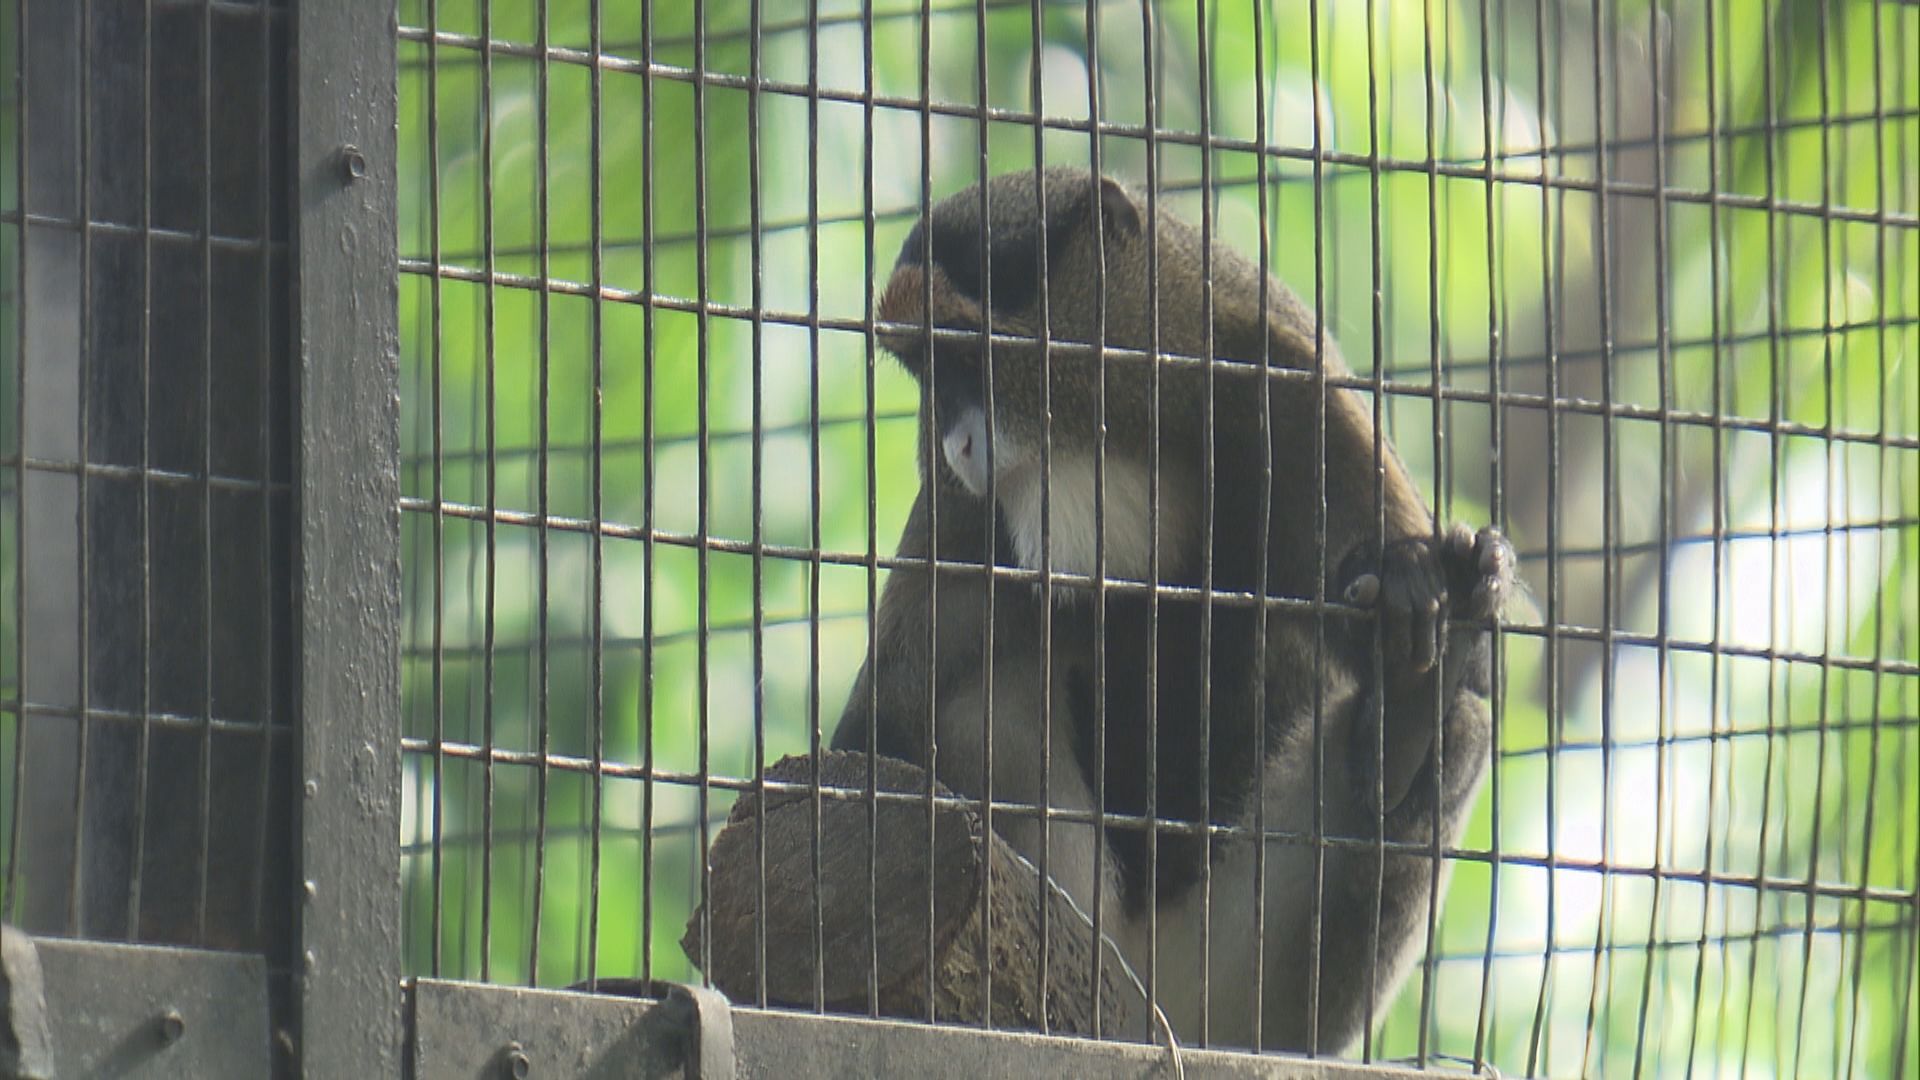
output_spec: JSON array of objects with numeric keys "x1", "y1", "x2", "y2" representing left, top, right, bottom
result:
[
  {"x1": 876, "y1": 169, "x2": 1191, "y2": 584},
  {"x1": 878, "y1": 169, "x2": 1154, "y2": 478}
]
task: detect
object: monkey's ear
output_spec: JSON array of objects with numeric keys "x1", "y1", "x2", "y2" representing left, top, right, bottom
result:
[{"x1": 1095, "y1": 176, "x2": 1142, "y2": 240}]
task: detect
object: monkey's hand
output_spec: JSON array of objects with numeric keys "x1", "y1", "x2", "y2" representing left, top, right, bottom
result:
[
  {"x1": 1338, "y1": 523, "x2": 1513, "y2": 818},
  {"x1": 1339, "y1": 524, "x2": 1511, "y2": 673},
  {"x1": 1440, "y1": 523, "x2": 1515, "y2": 626}
]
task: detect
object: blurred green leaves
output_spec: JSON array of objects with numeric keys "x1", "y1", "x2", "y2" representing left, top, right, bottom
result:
[{"x1": 391, "y1": 1, "x2": 1915, "y2": 1073}]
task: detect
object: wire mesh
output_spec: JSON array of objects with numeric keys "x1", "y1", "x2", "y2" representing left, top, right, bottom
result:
[
  {"x1": 372, "y1": 0, "x2": 1920, "y2": 1075},
  {"x1": 0, "y1": 0, "x2": 293, "y2": 959}
]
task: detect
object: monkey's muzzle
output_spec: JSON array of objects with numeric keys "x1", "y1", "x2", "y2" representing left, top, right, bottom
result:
[{"x1": 939, "y1": 405, "x2": 992, "y2": 496}]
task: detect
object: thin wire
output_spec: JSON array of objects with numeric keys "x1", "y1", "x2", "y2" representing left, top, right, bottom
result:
[
  {"x1": 1712, "y1": 0, "x2": 1743, "y2": 1060},
  {"x1": 1192, "y1": 0, "x2": 1217, "y2": 1046},
  {"x1": 478, "y1": 0, "x2": 500, "y2": 983},
  {"x1": 1128, "y1": 0, "x2": 1159, "y2": 1022},
  {"x1": 1415, "y1": 0, "x2": 1449, "y2": 1060},
  {"x1": 3, "y1": 0, "x2": 30, "y2": 926},
  {"x1": 1894, "y1": 27, "x2": 1920, "y2": 1080},
  {"x1": 969, "y1": 0, "x2": 994, "y2": 1027},
  {"x1": 1628, "y1": 3, "x2": 1677, "y2": 1074},
  {"x1": 1576, "y1": 0, "x2": 1622, "y2": 1070},
  {"x1": 67, "y1": 0, "x2": 95, "y2": 938},
  {"x1": 1359, "y1": 0, "x2": 1390, "y2": 1059},
  {"x1": 913, "y1": 0, "x2": 937, "y2": 1020},
  {"x1": 1735, "y1": 0, "x2": 1787, "y2": 1068},
  {"x1": 384, "y1": 248, "x2": 1920, "y2": 446},
  {"x1": 1084, "y1": 0, "x2": 1111, "y2": 1041},
  {"x1": 1523, "y1": 0, "x2": 1564, "y2": 1069},
  {"x1": 637, "y1": 0, "x2": 660, "y2": 986},
  {"x1": 804, "y1": 0, "x2": 826, "y2": 1015},
  {"x1": 1705, "y1": 0, "x2": 1742, "y2": 1053},
  {"x1": 1829, "y1": 10, "x2": 1881, "y2": 1062},
  {"x1": 457, "y1": 11, "x2": 489, "y2": 972},
  {"x1": 381, "y1": 494, "x2": 1920, "y2": 685},
  {"x1": 247, "y1": 0, "x2": 280, "y2": 946},
  {"x1": 1028, "y1": 0, "x2": 1055, "y2": 1031},
  {"x1": 194, "y1": 0, "x2": 218, "y2": 948},
  {"x1": 1792, "y1": 3, "x2": 1840, "y2": 1071},
  {"x1": 1842, "y1": 1, "x2": 1895, "y2": 1074},
  {"x1": 1706, "y1": 2, "x2": 1743, "y2": 1055},
  {"x1": 385, "y1": 111, "x2": 1920, "y2": 277},
  {"x1": 393, "y1": 732, "x2": 1920, "y2": 856},
  {"x1": 746, "y1": 0, "x2": 768, "y2": 1010},
  {"x1": 1685, "y1": 0, "x2": 1732, "y2": 1072},
  {"x1": 858, "y1": 0, "x2": 881, "y2": 1019},
  {"x1": 127, "y1": 0, "x2": 157, "y2": 941},
  {"x1": 585, "y1": 0, "x2": 607, "y2": 991},
  {"x1": 425, "y1": 0, "x2": 448, "y2": 976},
  {"x1": 1470, "y1": 0, "x2": 1507, "y2": 1063},
  {"x1": 1762, "y1": 142, "x2": 1801, "y2": 1080},
  {"x1": 1303, "y1": 0, "x2": 1331, "y2": 1054},
  {"x1": 691, "y1": 0, "x2": 715, "y2": 987},
  {"x1": 402, "y1": 43, "x2": 434, "y2": 969},
  {"x1": 524, "y1": 0, "x2": 555, "y2": 986},
  {"x1": 1247, "y1": 0, "x2": 1272, "y2": 1052},
  {"x1": 385, "y1": 20, "x2": 1920, "y2": 236}
]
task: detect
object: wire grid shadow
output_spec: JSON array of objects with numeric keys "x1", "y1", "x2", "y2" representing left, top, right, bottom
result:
[
  {"x1": 0, "y1": 0, "x2": 295, "y2": 959},
  {"x1": 388, "y1": 1, "x2": 1918, "y2": 1076}
]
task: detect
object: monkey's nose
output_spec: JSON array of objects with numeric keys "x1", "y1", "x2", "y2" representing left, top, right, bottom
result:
[{"x1": 940, "y1": 406, "x2": 992, "y2": 497}]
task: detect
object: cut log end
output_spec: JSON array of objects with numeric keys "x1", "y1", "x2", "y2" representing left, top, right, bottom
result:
[{"x1": 682, "y1": 751, "x2": 1146, "y2": 1041}]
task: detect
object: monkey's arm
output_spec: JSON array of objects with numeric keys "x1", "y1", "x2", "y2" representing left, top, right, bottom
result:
[
  {"x1": 832, "y1": 485, "x2": 935, "y2": 761},
  {"x1": 1254, "y1": 521, "x2": 1511, "y2": 1054},
  {"x1": 1336, "y1": 522, "x2": 1513, "y2": 819},
  {"x1": 830, "y1": 477, "x2": 998, "y2": 765}
]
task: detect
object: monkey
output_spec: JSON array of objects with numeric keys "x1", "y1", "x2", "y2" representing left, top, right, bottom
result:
[{"x1": 830, "y1": 166, "x2": 1514, "y2": 1054}]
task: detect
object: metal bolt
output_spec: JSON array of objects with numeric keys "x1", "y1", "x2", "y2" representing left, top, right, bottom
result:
[
  {"x1": 340, "y1": 144, "x2": 367, "y2": 183},
  {"x1": 503, "y1": 1042, "x2": 531, "y2": 1079},
  {"x1": 158, "y1": 1009, "x2": 186, "y2": 1045}
]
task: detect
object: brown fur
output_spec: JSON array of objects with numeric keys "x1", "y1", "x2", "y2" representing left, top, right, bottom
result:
[{"x1": 835, "y1": 168, "x2": 1508, "y2": 1053}]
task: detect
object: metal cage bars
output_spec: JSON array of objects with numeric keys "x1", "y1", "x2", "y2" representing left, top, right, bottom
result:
[
  {"x1": 0, "y1": 0, "x2": 1911, "y2": 1076},
  {"x1": 386, "y1": 2, "x2": 1918, "y2": 1076}
]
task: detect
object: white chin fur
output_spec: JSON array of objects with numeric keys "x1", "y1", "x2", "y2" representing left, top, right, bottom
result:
[{"x1": 993, "y1": 447, "x2": 1192, "y2": 589}]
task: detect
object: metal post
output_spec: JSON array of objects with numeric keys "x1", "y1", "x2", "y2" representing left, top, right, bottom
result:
[{"x1": 292, "y1": 0, "x2": 402, "y2": 1073}]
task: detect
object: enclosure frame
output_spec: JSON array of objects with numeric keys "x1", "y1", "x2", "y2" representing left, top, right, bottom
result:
[
  {"x1": 2, "y1": 2, "x2": 1467, "y2": 1071},
  {"x1": 1, "y1": 0, "x2": 409, "y2": 1073},
  {"x1": 291, "y1": 0, "x2": 405, "y2": 1075},
  {"x1": 0, "y1": 0, "x2": 1913, "y2": 1076}
]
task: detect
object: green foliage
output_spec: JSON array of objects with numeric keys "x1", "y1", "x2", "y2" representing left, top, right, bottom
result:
[{"x1": 391, "y1": 1, "x2": 1917, "y2": 1074}]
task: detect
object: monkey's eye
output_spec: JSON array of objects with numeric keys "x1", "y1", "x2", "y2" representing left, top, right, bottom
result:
[
  {"x1": 897, "y1": 217, "x2": 1042, "y2": 322},
  {"x1": 880, "y1": 328, "x2": 982, "y2": 381},
  {"x1": 925, "y1": 346, "x2": 985, "y2": 401}
]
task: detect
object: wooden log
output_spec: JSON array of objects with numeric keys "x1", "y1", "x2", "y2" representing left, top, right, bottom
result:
[{"x1": 682, "y1": 751, "x2": 1149, "y2": 1041}]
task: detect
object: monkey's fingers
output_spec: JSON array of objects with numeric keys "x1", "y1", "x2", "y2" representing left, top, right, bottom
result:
[
  {"x1": 1338, "y1": 537, "x2": 1453, "y2": 676},
  {"x1": 1473, "y1": 528, "x2": 1515, "y2": 615},
  {"x1": 1380, "y1": 539, "x2": 1447, "y2": 676},
  {"x1": 1443, "y1": 525, "x2": 1515, "y2": 622},
  {"x1": 1343, "y1": 573, "x2": 1381, "y2": 608}
]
